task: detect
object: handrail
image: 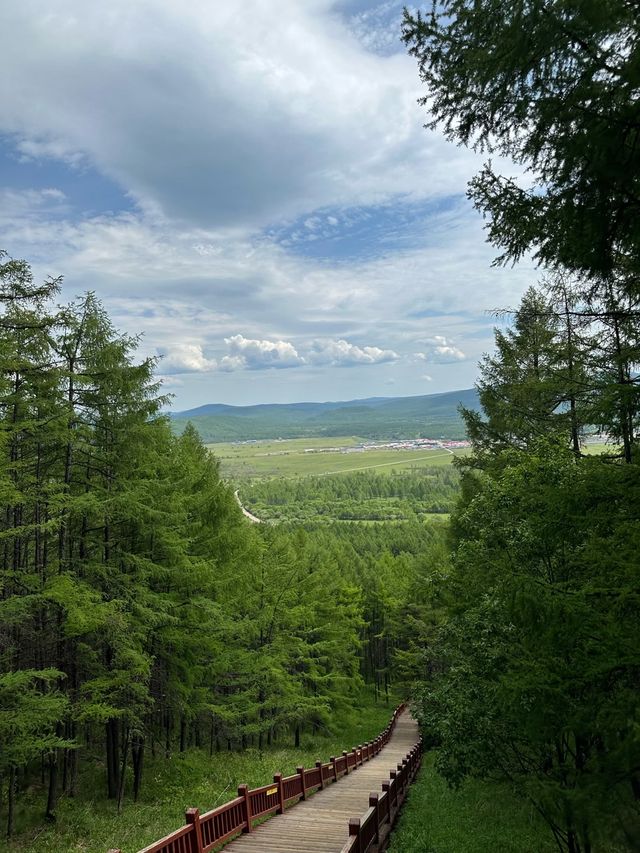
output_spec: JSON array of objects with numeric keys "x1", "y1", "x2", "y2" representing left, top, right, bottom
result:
[
  {"x1": 339, "y1": 737, "x2": 423, "y2": 853},
  {"x1": 108, "y1": 703, "x2": 406, "y2": 853}
]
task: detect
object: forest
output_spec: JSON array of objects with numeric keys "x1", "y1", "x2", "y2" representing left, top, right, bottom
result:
[
  {"x1": 2, "y1": 2, "x2": 640, "y2": 853},
  {"x1": 0, "y1": 257, "x2": 441, "y2": 848},
  {"x1": 241, "y1": 467, "x2": 459, "y2": 522}
]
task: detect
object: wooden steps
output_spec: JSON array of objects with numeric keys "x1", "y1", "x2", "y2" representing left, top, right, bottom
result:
[{"x1": 224, "y1": 712, "x2": 419, "y2": 853}]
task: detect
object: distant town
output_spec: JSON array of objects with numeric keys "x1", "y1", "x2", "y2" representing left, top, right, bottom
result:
[{"x1": 305, "y1": 438, "x2": 470, "y2": 454}]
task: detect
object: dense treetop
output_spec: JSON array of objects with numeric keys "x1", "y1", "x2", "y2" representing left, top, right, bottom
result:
[{"x1": 403, "y1": 1, "x2": 640, "y2": 281}]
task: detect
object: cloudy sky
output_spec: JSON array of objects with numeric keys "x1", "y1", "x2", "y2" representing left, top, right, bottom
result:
[{"x1": 0, "y1": 0, "x2": 536, "y2": 410}]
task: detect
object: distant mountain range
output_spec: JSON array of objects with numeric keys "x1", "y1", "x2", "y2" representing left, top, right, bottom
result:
[{"x1": 170, "y1": 388, "x2": 480, "y2": 443}]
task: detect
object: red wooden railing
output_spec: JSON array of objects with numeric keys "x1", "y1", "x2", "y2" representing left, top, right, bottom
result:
[
  {"x1": 339, "y1": 737, "x2": 423, "y2": 853},
  {"x1": 108, "y1": 703, "x2": 407, "y2": 853}
]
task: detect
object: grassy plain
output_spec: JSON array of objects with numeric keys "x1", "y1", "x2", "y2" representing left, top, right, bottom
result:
[
  {"x1": 4, "y1": 692, "x2": 397, "y2": 853},
  {"x1": 208, "y1": 436, "x2": 468, "y2": 480},
  {"x1": 388, "y1": 753, "x2": 555, "y2": 853}
]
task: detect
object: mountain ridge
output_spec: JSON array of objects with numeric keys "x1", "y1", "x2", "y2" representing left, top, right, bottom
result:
[{"x1": 170, "y1": 388, "x2": 480, "y2": 443}]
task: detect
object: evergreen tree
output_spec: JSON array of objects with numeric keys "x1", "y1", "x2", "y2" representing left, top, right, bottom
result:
[{"x1": 402, "y1": 1, "x2": 640, "y2": 285}]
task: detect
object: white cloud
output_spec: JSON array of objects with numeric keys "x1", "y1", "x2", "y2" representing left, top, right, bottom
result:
[
  {"x1": 0, "y1": 186, "x2": 67, "y2": 217},
  {"x1": 415, "y1": 336, "x2": 466, "y2": 364},
  {"x1": 0, "y1": 194, "x2": 535, "y2": 408},
  {"x1": 309, "y1": 338, "x2": 399, "y2": 366},
  {"x1": 218, "y1": 355, "x2": 246, "y2": 373},
  {"x1": 0, "y1": 0, "x2": 482, "y2": 228},
  {"x1": 16, "y1": 137, "x2": 85, "y2": 168},
  {"x1": 221, "y1": 334, "x2": 305, "y2": 371},
  {"x1": 158, "y1": 343, "x2": 217, "y2": 373}
]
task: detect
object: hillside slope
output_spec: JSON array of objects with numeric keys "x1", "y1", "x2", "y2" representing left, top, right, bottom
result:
[{"x1": 170, "y1": 388, "x2": 479, "y2": 442}]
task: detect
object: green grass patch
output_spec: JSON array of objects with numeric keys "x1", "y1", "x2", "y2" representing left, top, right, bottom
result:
[
  {"x1": 582, "y1": 441, "x2": 620, "y2": 455},
  {"x1": 3, "y1": 693, "x2": 398, "y2": 853},
  {"x1": 387, "y1": 753, "x2": 555, "y2": 853}
]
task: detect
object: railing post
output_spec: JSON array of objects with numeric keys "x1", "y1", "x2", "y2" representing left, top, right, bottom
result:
[
  {"x1": 297, "y1": 766, "x2": 306, "y2": 800},
  {"x1": 274, "y1": 772, "x2": 285, "y2": 815},
  {"x1": 381, "y1": 782, "x2": 391, "y2": 823},
  {"x1": 331, "y1": 755, "x2": 338, "y2": 782},
  {"x1": 369, "y1": 793, "x2": 380, "y2": 844},
  {"x1": 316, "y1": 760, "x2": 324, "y2": 790},
  {"x1": 238, "y1": 784, "x2": 252, "y2": 833},
  {"x1": 352, "y1": 746, "x2": 358, "y2": 768},
  {"x1": 348, "y1": 817, "x2": 362, "y2": 853},
  {"x1": 343, "y1": 749, "x2": 350, "y2": 774},
  {"x1": 397, "y1": 763, "x2": 405, "y2": 795},
  {"x1": 390, "y1": 771, "x2": 398, "y2": 810},
  {"x1": 185, "y1": 807, "x2": 204, "y2": 853}
]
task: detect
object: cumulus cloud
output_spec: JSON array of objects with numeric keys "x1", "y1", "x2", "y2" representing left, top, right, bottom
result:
[
  {"x1": 415, "y1": 336, "x2": 466, "y2": 364},
  {"x1": 158, "y1": 343, "x2": 217, "y2": 373},
  {"x1": 309, "y1": 338, "x2": 399, "y2": 366},
  {"x1": 220, "y1": 334, "x2": 305, "y2": 371}
]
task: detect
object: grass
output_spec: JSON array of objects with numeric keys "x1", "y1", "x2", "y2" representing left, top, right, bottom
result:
[
  {"x1": 207, "y1": 437, "x2": 468, "y2": 480},
  {"x1": 582, "y1": 441, "x2": 621, "y2": 455},
  {"x1": 387, "y1": 753, "x2": 555, "y2": 853},
  {"x1": 2, "y1": 692, "x2": 398, "y2": 853}
]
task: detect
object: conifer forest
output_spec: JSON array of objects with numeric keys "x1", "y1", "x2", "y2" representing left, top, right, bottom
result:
[{"x1": 1, "y1": 2, "x2": 640, "y2": 853}]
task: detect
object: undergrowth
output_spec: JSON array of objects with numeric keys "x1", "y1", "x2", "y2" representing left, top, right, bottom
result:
[{"x1": 3, "y1": 691, "x2": 397, "y2": 853}]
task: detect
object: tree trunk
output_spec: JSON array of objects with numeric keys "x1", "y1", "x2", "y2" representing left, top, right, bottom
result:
[
  {"x1": 132, "y1": 736, "x2": 144, "y2": 802},
  {"x1": 165, "y1": 711, "x2": 172, "y2": 758},
  {"x1": 6, "y1": 767, "x2": 15, "y2": 839},
  {"x1": 117, "y1": 726, "x2": 130, "y2": 814},
  {"x1": 106, "y1": 718, "x2": 120, "y2": 799},
  {"x1": 45, "y1": 739, "x2": 60, "y2": 821},
  {"x1": 179, "y1": 716, "x2": 187, "y2": 753}
]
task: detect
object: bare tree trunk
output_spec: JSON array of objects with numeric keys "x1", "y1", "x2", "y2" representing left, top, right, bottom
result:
[
  {"x1": 117, "y1": 726, "x2": 130, "y2": 814},
  {"x1": 132, "y1": 736, "x2": 144, "y2": 802},
  {"x1": 45, "y1": 743, "x2": 58, "y2": 821},
  {"x1": 106, "y1": 718, "x2": 120, "y2": 799}
]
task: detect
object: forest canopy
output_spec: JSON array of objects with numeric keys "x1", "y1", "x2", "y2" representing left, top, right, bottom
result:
[{"x1": 403, "y1": 4, "x2": 640, "y2": 852}]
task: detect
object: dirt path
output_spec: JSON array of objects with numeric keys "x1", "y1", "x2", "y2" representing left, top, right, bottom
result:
[{"x1": 234, "y1": 490, "x2": 262, "y2": 523}]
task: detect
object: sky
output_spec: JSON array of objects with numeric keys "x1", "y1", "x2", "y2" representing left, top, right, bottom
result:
[{"x1": 0, "y1": 0, "x2": 537, "y2": 410}]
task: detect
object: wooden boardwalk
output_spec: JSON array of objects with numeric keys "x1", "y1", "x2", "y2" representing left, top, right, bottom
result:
[{"x1": 224, "y1": 711, "x2": 419, "y2": 853}]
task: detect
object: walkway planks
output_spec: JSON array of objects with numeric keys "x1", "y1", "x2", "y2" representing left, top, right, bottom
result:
[{"x1": 224, "y1": 711, "x2": 419, "y2": 853}]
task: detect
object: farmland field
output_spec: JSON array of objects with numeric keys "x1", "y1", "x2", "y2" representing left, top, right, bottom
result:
[{"x1": 208, "y1": 436, "x2": 469, "y2": 480}]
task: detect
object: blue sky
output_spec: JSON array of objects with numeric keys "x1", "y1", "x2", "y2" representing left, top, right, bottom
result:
[{"x1": 0, "y1": 0, "x2": 536, "y2": 409}]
